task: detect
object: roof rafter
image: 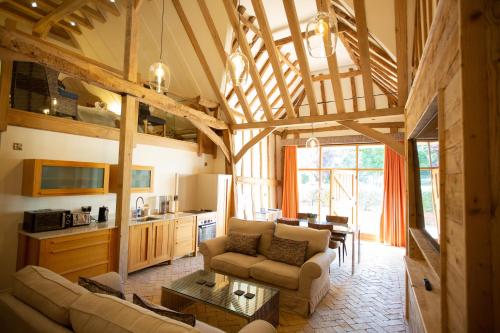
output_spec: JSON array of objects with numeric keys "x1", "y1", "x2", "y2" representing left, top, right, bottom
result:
[{"x1": 33, "y1": 0, "x2": 90, "y2": 37}]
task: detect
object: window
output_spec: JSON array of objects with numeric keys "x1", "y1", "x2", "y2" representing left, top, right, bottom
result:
[{"x1": 297, "y1": 144, "x2": 385, "y2": 240}]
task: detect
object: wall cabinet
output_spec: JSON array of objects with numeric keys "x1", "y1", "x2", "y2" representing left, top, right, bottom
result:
[
  {"x1": 174, "y1": 216, "x2": 196, "y2": 258},
  {"x1": 109, "y1": 165, "x2": 154, "y2": 193},
  {"x1": 22, "y1": 159, "x2": 109, "y2": 196},
  {"x1": 17, "y1": 228, "x2": 117, "y2": 282}
]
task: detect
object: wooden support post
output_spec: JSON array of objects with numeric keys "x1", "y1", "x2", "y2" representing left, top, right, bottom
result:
[
  {"x1": 319, "y1": 80, "x2": 327, "y2": 115},
  {"x1": 115, "y1": 94, "x2": 137, "y2": 279},
  {"x1": 0, "y1": 59, "x2": 12, "y2": 132},
  {"x1": 350, "y1": 69, "x2": 358, "y2": 112},
  {"x1": 124, "y1": 0, "x2": 139, "y2": 81},
  {"x1": 394, "y1": 0, "x2": 409, "y2": 106},
  {"x1": 353, "y1": 0, "x2": 375, "y2": 110}
]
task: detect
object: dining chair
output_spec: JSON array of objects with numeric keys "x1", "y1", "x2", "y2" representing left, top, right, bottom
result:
[
  {"x1": 276, "y1": 217, "x2": 300, "y2": 226},
  {"x1": 308, "y1": 222, "x2": 342, "y2": 267},
  {"x1": 326, "y1": 215, "x2": 349, "y2": 263},
  {"x1": 297, "y1": 212, "x2": 317, "y2": 220}
]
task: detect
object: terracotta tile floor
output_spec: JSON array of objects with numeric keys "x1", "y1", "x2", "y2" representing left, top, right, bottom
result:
[{"x1": 124, "y1": 241, "x2": 408, "y2": 333}]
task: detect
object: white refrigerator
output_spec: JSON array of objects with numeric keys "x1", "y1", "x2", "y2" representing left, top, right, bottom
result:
[{"x1": 178, "y1": 174, "x2": 232, "y2": 236}]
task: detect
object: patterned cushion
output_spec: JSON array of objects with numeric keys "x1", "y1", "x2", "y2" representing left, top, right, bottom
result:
[
  {"x1": 78, "y1": 276, "x2": 125, "y2": 300},
  {"x1": 267, "y1": 236, "x2": 308, "y2": 266},
  {"x1": 132, "y1": 294, "x2": 196, "y2": 327},
  {"x1": 225, "y1": 232, "x2": 261, "y2": 256}
]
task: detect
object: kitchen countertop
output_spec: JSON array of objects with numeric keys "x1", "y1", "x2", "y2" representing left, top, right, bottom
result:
[{"x1": 19, "y1": 219, "x2": 117, "y2": 240}]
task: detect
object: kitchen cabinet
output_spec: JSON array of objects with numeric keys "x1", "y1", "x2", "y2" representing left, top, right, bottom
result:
[
  {"x1": 128, "y1": 223, "x2": 152, "y2": 272},
  {"x1": 150, "y1": 221, "x2": 174, "y2": 265},
  {"x1": 109, "y1": 165, "x2": 154, "y2": 193},
  {"x1": 174, "y1": 216, "x2": 196, "y2": 257},
  {"x1": 22, "y1": 159, "x2": 109, "y2": 196},
  {"x1": 17, "y1": 228, "x2": 117, "y2": 282}
]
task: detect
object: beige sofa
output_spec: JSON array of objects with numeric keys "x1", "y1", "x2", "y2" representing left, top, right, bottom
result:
[
  {"x1": 0, "y1": 265, "x2": 275, "y2": 333},
  {"x1": 199, "y1": 218, "x2": 336, "y2": 317}
]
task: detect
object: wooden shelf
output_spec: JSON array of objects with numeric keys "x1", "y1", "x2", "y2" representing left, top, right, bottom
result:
[
  {"x1": 404, "y1": 256, "x2": 441, "y2": 333},
  {"x1": 409, "y1": 227, "x2": 441, "y2": 279}
]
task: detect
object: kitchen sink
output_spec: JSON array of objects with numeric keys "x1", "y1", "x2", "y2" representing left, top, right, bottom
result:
[{"x1": 131, "y1": 216, "x2": 161, "y2": 222}]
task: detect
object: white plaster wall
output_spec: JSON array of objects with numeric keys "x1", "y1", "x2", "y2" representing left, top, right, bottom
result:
[{"x1": 0, "y1": 126, "x2": 224, "y2": 290}]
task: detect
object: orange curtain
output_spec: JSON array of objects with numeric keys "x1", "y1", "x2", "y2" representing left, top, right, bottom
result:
[
  {"x1": 380, "y1": 146, "x2": 406, "y2": 247},
  {"x1": 282, "y1": 146, "x2": 299, "y2": 218}
]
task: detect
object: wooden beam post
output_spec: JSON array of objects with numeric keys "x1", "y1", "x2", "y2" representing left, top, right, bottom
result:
[
  {"x1": 124, "y1": 0, "x2": 139, "y2": 81},
  {"x1": 223, "y1": 0, "x2": 274, "y2": 121},
  {"x1": 394, "y1": 0, "x2": 409, "y2": 106},
  {"x1": 353, "y1": 0, "x2": 375, "y2": 110},
  {"x1": 234, "y1": 127, "x2": 276, "y2": 163},
  {"x1": 173, "y1": 0, "x2": 237, "y2": 125},
  {"x1": 251, "y1": 0, "x2": 296, "y2": 118},
  {"x1": 339, "y1": 120, "x2": 404, "y2": 155},
  {"x1": 0, "y1": 59, "x2": 12, "y2": 132},
  {"x1": 282, "y1": 0, "x2": 319, "y2": 116},
  {"x1": 115, "y1": 94, "x2": 137, "y2": 279},
  {"x1": 349, "y1": 68, "x2": 358, "y2": 112}
]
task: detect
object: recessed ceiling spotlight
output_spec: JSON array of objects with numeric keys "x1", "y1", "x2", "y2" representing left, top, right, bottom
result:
[
  {"x1": 69, "y1": 21, "x2": 76, "y2": 26},
  {"x1": 31, "y1": 1, "x2": 37, "y2": 7}
]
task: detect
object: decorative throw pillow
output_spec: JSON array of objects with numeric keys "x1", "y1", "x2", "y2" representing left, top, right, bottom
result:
[
  {"x1": 132, "y1": 294, "x2": 196, "y2": 327},
  {"x1": 267, "y1": 236, "x2": 309, "y2": 266},
  {"x1": 225, "y1": 232, "x2": 261, "y2": 256},
  {"x1": 78, "y1": 276, "x2": 125, "y2": 300}
]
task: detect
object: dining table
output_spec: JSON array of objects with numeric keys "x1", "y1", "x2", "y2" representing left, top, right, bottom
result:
[{"x1": 298, "y1": 219, "x2": 361, "y2": 275}]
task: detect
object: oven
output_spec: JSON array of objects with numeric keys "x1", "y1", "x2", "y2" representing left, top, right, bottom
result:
[{"x1": 198, "y1": 220, "x2": 217, "y2": 244}]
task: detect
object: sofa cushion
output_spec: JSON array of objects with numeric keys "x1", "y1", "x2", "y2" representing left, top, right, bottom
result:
[
  {"x1": 133, "y1": 293, "x2": 196, "y2": 327},
  {"x1": 228, "y1": 218, "x2": 275, "y2": 257},
  {"x1": 12, "y1": 265, "x2": 89, "y2": 327},
  {"x1": 267, "y1": 236, "x2": 308, "y2": 266},
  {"x1": 274, "y1": 223, "x2": 330, "y2": 260},
  {"x1": 211, "y1": 252, "x2": 266, "y2": 279},
  {"x1": 69, "y1": 293, "x2": 198, "y2": 333},
  {"x1": 250, "y1": 260, "x2": 300, "y2": 290},
  {"x1": 78, "y1": 276, "x2": 125, "y2": 300},
  {"x1": 225, "y1": 232, "x2": 261, "y2": 256}
]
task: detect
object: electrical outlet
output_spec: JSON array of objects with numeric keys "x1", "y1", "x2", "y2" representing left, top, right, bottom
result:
[{"x1": 12, "y1": 143, "x2": 23, "y2": 151}]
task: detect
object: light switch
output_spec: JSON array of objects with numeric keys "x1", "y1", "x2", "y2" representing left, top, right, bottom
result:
[{"x1": 12, "y1": 143, "x2": 23, "y2": 151}]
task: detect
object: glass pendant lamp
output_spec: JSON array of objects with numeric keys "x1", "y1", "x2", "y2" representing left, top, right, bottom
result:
[
  {"x1": 226, "y1": 0, "x2": 249, "y2": 86},
  {"x1": 148, "y1": 0, "x2": 171, "y2": 94},
  {"x1": 305, "y1": 0, "x2": 338, "y2": 58},
  {"x1": 306, "y1": 124, "x2": 320, "y2": 149}
]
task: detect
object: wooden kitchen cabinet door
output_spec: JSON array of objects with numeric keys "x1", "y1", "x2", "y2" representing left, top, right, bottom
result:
[
  {"x1": 150, "y1": 221, "x2": 173, "y2": 265},
  {"x1": 174, "y1": 216, "x2": 196, "y2": 257},
  {"x1": 128, "y1": 224, "x2": 152, "y2": 272}
]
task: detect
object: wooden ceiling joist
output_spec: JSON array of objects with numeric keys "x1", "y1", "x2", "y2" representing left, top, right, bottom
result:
[
  {"x1": 196, "y1": 0, "x2": 252, "y2": 123},
  {"x1": 284, "y1": 121, "x2": 404, "y2": 134},
  {"x1": 0, "y1": 26, "x2": 227, "y2": 130},
  {"x1": 33, "y1": 0, "x2": 89, "y2": 37},
  {"x1": 282, "y1": 0, "x2": 319, "y2": 116},
  {"x1": 339, "y1": 120, "x2": 404, "y2": 155},
  {"x1": 223, "y1": 0, "x2": 273, "y2": 121},
  {"x1": 312, "y1": 70, "x2": 361, "y2": 81},
  {"x1": 172, "y1": 0, "x2": 236, "y2": 125},
  {"x1": 251, "y1": 0, "x2": 296, "y2": 119},
  {"x1": 232, "y1": 106, "x2": 403, "y2": 130}
]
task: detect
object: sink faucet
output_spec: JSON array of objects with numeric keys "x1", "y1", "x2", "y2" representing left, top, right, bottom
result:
[{"x1": 135, "y1": 196, "x2": 145, "y2": 217}]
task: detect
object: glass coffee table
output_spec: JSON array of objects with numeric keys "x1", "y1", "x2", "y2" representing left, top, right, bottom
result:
[{"x1": 161, "y1": 270, "x2": 280, "y2": 327}]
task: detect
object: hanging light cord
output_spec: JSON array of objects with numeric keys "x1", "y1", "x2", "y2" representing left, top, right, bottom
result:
[
  {"x1": 159, "y1": 0, "x2": 165, "y2": 61},
  {"x1": 237, "y1": 0, "x2": 241, "y2": 48}
]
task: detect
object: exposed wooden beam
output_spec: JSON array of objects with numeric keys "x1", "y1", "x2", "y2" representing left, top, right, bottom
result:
[
  {"x1": 93, "y1": 0, "x2": 120, "y2": 17},
  {"x1": 196, "y1": 0, "x2": 252, "y2": 123},
  {"x1": 33, "y1": 0, "x2": 89, "y2": 37},
  {"x1": 312, "y1": 70, "x2": 361, "y2": 81},
  {"x1": 233, "y1": 106, "x2": 404, "y2": 130},
  {"x1": 339, "y1": 120, "x2": 404, "y2": 155},
  {"x1": 251, "y1": 0, "x2": 296, "y2": 118},
  {"x1": 352, "y1": 0, "x2": 375, "y2": 109},
  {"x1": 349, "y1": 68, "x2": 358, "y2": 112},
  {"x1": 284, "y1": 121, "x2": 404, "y2": 134},
  {"x1": 282, "y1": 0, "x2": 319, "y2": 116},
  {"x1": 0, "y1": 26, "x2": 228, "y2": 130},
  {"x1": 0, "y1": 59, "x2": 12, "y2": 132},
  {"x1": 123, "y1": 0, "x2": 139, "y2": 81},
  {"x1": 394, "y1": 0, "x2": 409, "y2": 107},
  {"x1": 223, "y1": 0, "x2": 274, "y2": 121},
  {"x1": 190, "y1": 119, "x2": 231, "y2": 161},
  {"x1": 234, "y1": 127, "x2": 276, "y2": 163},
  {"x1": 115, "y1": 94, "x2": 136, "y2": 279},
  {"x1": 80, "y1": 5, "x2": 106, "y2": 23},
  {"x1": 319, "y1": 80, "x2": 327, "y2": 115}
]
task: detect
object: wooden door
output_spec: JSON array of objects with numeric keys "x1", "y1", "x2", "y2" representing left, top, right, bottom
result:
[
  {"x1": 128, "y1": 224, "x2": 152, "y2": 272},
  {"x1": 174, "y1": 216, "x2": 195, "y2": 257},
  {"x1": 331, "y1": 170, "x2": 356, "y2": 223},
  {"x1": 150, "y1": 221, "x2": 173, "y2": 265}
]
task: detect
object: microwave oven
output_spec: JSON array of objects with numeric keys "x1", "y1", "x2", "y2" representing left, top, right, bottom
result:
[{"x1": 23, "y1": 209, "x2": 72, "y2": 233}]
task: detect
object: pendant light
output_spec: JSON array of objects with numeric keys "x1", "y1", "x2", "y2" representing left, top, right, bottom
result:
[
  {"x1": 226, "y1": 1, "x2": 249, "y2": 86},
  {"x1": 305, "y1": 0, "x2": 338, "y2": 58},
  {"x1": 306, "y1": 124, "x2": 320, "y2": 149},
  {"x1": 148, "y1": 0, "x2": 171, "y2": 94}
]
